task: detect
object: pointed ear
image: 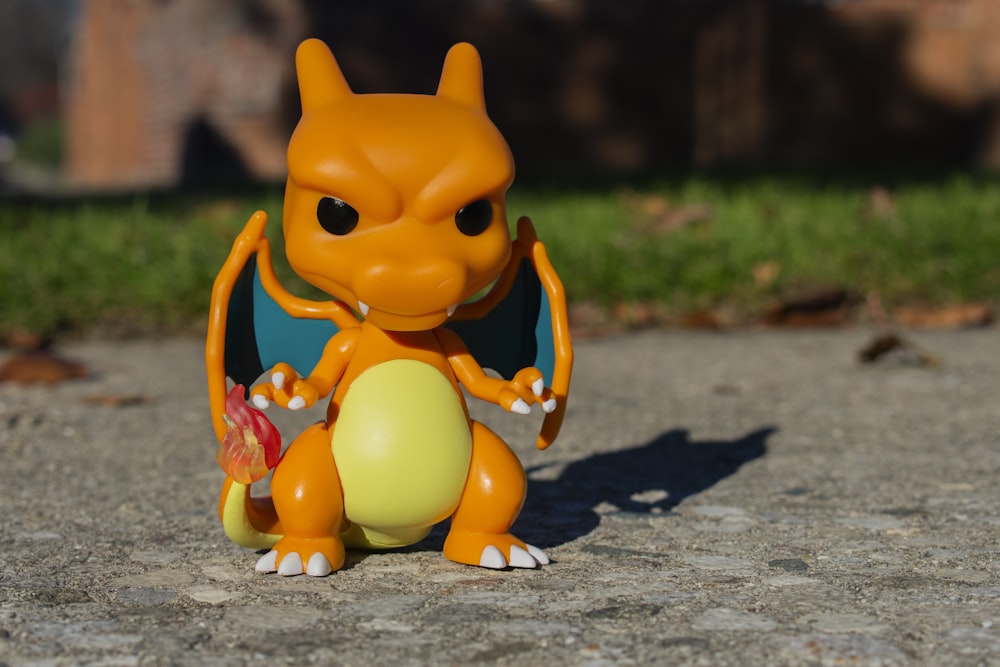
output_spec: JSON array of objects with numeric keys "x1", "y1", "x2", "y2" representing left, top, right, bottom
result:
[
  {"x1": 296, "y1": 38, "x2": 352, "y2": 111},
  {"x1": 436, "y1": 42, "x2": 486, "y2": 111}
]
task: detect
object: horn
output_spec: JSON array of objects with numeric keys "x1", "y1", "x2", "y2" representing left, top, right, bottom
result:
[
  {"x1": 296, "y1": 39, "x2": 352, "y2": 111},
  {"x1": 435, "y1": 42, "x2": 486, "y2": 110}
]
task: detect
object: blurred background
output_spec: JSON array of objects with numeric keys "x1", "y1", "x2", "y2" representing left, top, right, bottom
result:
[
  {"x1": 0, "y1": 0, "x2": 997, "y2": 344},
  {"x1": 6, "y1": 0, "x2": 1000, "y2": 188}
]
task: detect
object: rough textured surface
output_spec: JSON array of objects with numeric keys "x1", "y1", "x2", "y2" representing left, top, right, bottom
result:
[{"x1": 1, "y1": 329, "x2": 998, "y2": 666}]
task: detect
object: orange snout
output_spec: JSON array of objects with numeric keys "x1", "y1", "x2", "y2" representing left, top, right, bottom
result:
[{"x1": 353, "y1": 254, "x2": 468, "y2": 330}]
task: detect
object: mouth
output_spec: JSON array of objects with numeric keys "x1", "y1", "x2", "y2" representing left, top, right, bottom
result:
[{"x1": 357, "y1": 300, "x2": 459, "y2": 330}]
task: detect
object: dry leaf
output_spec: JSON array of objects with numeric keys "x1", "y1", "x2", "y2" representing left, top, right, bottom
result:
[
  {"x1": 0, "y1": 349, "x2": 88, "y2": 384},
  {"x1": 612, "y1": 301, "x2": 662, "y2": 328},
  {"x1": 894, "y1": 304, "x2": 993, "y2": 329},
  {"x1": 858, "y1": 332, "x2": 937, "y2": 367},
  {"x1": 621, "y1": 189, "x2": 713, "y2": 234},
  {"x1": 752, "y1": 261, "x2": 780, "y2": 287},
  {"x1": 863, "y1": 185, "x2": 895, "y2": 221},
  {"x1": 83, "y1": 394, "x2": 154, "y2": 408},
  {"x1": 762, "y1": 288, "x2": 853, "y2": 327},
  {"x1": 681, "y1": 310, "x2": 725, "y2": 329},
  {"x1": 647, "y1": 203, "x2": 714, "y2": 234}
]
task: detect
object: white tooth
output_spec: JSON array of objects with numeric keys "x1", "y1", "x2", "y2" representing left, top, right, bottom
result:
[
  {"x1": 447, "y1": 304, "x2": 458, "y2": 317},
  {"x1": 358, "y1": 301, "x2": 370, "y2": 316}
]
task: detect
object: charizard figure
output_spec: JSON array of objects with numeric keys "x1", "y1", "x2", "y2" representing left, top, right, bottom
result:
[{"x1": 205, "y1": 39, "x2": 573, "y2": 576}]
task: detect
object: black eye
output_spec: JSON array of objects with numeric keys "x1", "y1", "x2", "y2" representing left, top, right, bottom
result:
[
  {"x1": 317, "y1": 197, "x2": 359, "y2": 236},
  {"x1": 455, "y1": 199, "x2": 493, "y2": 236}
]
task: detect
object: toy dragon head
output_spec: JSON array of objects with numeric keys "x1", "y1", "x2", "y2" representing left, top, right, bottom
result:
[{"x1": 282, "y1": 39, "x2": 515, "y2": 332}]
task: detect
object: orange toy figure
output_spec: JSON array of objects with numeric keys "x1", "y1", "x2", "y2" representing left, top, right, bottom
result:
[{"x1": 205, "y1": 39, "x2": 573, "y2": 576}]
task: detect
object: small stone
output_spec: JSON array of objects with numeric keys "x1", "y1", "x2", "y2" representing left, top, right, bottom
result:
[{"x1": 768, "y1": 558, "x2": 809, "y2": 573}]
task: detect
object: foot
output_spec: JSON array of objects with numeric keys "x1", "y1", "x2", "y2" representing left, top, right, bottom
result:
[
  {"x1": 444, "y1": 531, "x2": 548, "y2": 570},
  {"x1": 254, "y1": 535, "x2": 345, "y2": 577}
]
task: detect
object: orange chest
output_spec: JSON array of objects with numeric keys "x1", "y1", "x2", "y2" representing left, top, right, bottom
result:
[{"x1": 333, "y1": 324, "x2": 459, "y2": 402}]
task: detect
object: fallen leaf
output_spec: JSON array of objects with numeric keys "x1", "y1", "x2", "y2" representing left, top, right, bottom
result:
[
  {"x1": 858, "y1": 332, "x2": 938, "y2": 367},
  {"x1": 612, "y1": 301, "x2": 662, "y2": 328},
  {"x1": 0, "y1": 349, "x2": 88, "y2": 384},
  {"x1": 762, "y1": 288, "x2": 854, "y2": 327},
  {"x1": 894, "y1": 303, "x2": 993, "y2": 329},
  {"x1": 568, "y1": 301, "x2": 619, "y2": 339},
  {"x1": 752, "y1": 261, "x2": 780, "y2": 287},
  {"x1": 680, "y1": 310, "x2": 725, "y2": 329},
  {"x1": 647, "y1": 203, "x2": 714, "y2": 234},
  {"x1": 83, "y1": 394, "x2": 154, "y2": 408},
  {"x1": 863, "y1": 185, "x2": 895, "y2": 221},
  {"x1": 621, "y1": 189, "x2": 713, "y2": 234}
]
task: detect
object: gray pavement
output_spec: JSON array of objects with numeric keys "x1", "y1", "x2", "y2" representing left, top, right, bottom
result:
[{"x1": 1, "y1": 328, "x2": 998, "y2": 666}]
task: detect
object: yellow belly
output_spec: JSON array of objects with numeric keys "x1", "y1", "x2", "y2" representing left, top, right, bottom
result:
[{"x1": 332, "y1": 359, "x2": 472, "y2": 548}]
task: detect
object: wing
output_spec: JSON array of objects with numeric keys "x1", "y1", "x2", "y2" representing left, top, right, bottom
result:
[
  {"x1": 446, "y1": 258, "x2": 552, "y2": 381},
  {"x1": 206, "y1": 212, "x2": 356, "y2": 442},
  {"x1": 223, "y1": 254, "x2": 339, "y2": 390},
  {"x1": 449, "y1": 216, "x2": 573, "y2": 449}
]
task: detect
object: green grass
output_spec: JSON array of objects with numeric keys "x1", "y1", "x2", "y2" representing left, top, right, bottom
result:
[
  {"x1": 1, "y1": 172, "x2": 998, "y2": 339},
  {"x1": 511, "y1": 172, "x2": 1000, "y2": 315}
]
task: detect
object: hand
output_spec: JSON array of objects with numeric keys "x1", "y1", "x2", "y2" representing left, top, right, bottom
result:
[
  {"x1": 249, "y1": 363, "x2": 320, "y2": 411},
  {"x1": 499, "y1": 367, "x2": 557, "y2": 415}
]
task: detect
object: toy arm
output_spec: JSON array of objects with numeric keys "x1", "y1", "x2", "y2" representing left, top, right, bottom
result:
[
  {"x1": 255, "y1": 239, "x2": 359, "y2": 330},
  {"x1": 250, "y1": 328, "x2": 360, "y2": 410},
  {"x1": 454, "y1": 216, "x2": 573, "y2": 449},
  {"x1": 438, "y1": 328, "x2": 556, "y2": 415},
  {"x1": 206, "y1": 211, "x2": 358, "y2": 441}
]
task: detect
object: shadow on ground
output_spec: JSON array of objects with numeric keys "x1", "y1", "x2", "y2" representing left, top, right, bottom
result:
[
  {"x1": 518, "y1": 426, "x2": 775, "y2": 549},
  {"x1": 411, "y1": 426, "x2": 774, "y2": 558}
]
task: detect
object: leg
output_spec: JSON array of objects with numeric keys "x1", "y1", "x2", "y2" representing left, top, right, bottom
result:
[
  {"x1": 443, "y1": 421, "x2": 548, "y2": 569},
  {"x1": 257, "y1": 422, "x2": 346, "y2": 576}
]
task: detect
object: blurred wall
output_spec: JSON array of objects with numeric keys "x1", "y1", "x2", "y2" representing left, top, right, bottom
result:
[{"x1": 63, "y1": 0, "x2": 1000, "y2": 190}]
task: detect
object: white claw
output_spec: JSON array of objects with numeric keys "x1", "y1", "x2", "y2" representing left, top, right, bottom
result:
[
  {"x1": 287, "y1": 396, "x2": 306, "y2": 411},
  {"x1": 541, "y1": 398, "x2": 557, "y2": 414},
  {"x1": 251, "y1": 395, "x2": 269, "y2": 409},
  {"x1": 531, "y1": 378, "x2": 545, "y2": 396},
  {"x1": 254, "y1": 550, "x2": 278, "y2": 573},
  {"x1": 479, "y1": 545, "x2": 506, "y2": 569},
  {"x1": 358, "y1": 301, "x2": 370, "y2": 317},
  {"x1": 508, "y1": 545, "x2": 538, "y2": 569},
  {"x1": 277, "y1": 552, "x2": 304, "y2": 576},
  {"x1": 306, "y1": 552, "x2": 332, "y2": 577},
  {"x1": 271, "y1": 371, "x2": 285, "y2": 390},
  {"x1": 526, "y1": 544, "x2": 550, "y2": 565},
  {"x1": 447, "y1": 304, "x2": 458, "y2": 317},
  {"x1": 510, "y1": 398, "x2": 531, "y2": 415}
]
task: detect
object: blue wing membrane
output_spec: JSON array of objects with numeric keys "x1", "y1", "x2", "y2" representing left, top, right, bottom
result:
[
  {"x1": 223, "y1": 254, "x2": 338, "y2": 393},
  {"x1": 447, "y1": 258, "x2": 555, "y2": 381},
  {"x1": 224, "y1": 255, "x2": 554, "y2": 391}
]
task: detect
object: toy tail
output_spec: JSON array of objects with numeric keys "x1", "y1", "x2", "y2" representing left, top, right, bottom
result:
[{"x1": 218, "y1": 477, "x2": 283, "y2": 550}]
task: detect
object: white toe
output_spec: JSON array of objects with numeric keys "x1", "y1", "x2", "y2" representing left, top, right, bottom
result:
[
  {"x1": 254, "y1": 550, "x2": 278, "y2": 573},
  {"x1": 541, "y1": 398, "x2": 557, "y2": 413},
  {"x1": 510, "y1": 398, "x2": 531, "y2": 415},
  {"x1": 271, "y1": 371, "x2": 285, "y2": 390},
  {"x1": 479, "y1": 545, "x2": 506, "y2": 569},
  {"x1": 531, "y1": 378, "x2": 545, "y2": 396},
  {"x1": 287, "y1": 396, "x2": 306, "y2": 411},
  {"x1": 508, "y1": 545, "x2": 538, "y2": 568},
  {"x1": 526, "y1": 544, "x2": 550, "y2": 565},
  {"x1": 251, "y1": 395, "x2": 269, "y2": 409},
  {"x1": 277, "y1": 552, "x2": 304, "y2": 576},
  {"x1": 306, "y1": 552, "x2": 332, "y2": 577}
]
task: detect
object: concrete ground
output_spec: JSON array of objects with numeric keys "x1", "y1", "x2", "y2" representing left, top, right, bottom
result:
[{"x1": 0, "y1": 328, "x2": 998, "y2": 666}]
